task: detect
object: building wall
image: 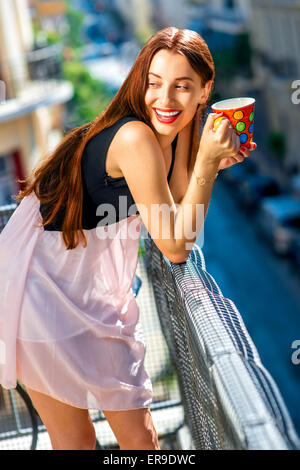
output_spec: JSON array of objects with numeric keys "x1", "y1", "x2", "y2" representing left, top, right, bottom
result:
[
  {"x1": 13, "y1": 0, "x2": 34, "y2": 53},
  {"x1": 249, "y1": 0, "x2": 300, "y2": 171},
  {"x1": 116, "y1": 0, "x2": 153, "y2": 39},
  {"x1": 0, "y1": 115, "x2": 37, "y2": 174},
  {"x1": 155, "y1": 0, "x2": 188, "y2": 28},
  {"x1": 0, "y1": 0, "x2": 29, "y2": 97},
  {"x1": 251, "y1": 2, "x2": 300, "y2": 75},
  {"x1": 117, "y1": 0, "x2": 188, "y2": 33},
  {"x1": 0, "y1": 0, "x2": 70, "y2": 205},
  {"x1": 33, "y1": 0, "x2": 66, "y2": 17}
]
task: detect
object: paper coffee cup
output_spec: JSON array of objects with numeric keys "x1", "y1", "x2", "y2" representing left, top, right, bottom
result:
[{"x1": 211, "y1": 97, "x2": 255, "y2": 149}]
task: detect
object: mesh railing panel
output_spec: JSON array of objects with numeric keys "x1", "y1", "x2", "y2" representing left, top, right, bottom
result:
[
  {"x1": 1, "y1": 203, "x2": 300, "y2": 450},
  {"x1": 0, "y1": 204, "x2": 17, "y2": 232},
  {"x1": 143, "y1": 233, "x2": 300, "y2": 450}
]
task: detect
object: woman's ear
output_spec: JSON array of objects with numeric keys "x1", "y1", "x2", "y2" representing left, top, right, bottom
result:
[{"x1": 199, "y1": 80, "x2": 213, "y2": 105}]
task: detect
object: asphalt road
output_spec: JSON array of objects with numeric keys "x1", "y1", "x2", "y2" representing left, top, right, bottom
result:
[{"x1": 199, "y1": 175, "x2": 300, "y2": 438}]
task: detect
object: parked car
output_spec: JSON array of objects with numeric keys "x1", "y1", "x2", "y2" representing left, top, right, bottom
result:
[
  {"x1": 256, "y1": 195, "x2": 300, "y2": 256},
  {"x1": 236, "y1": 175, "x2": 282, "y2": 211}
]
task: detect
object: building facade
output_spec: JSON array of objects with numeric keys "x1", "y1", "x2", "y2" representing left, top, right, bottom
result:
[
  {"x1": 0, "y1": 0, "x2": 73, "y2": 206},
  {"x1": 249, "y1": 0, "x2": 300, "y2": 173}
]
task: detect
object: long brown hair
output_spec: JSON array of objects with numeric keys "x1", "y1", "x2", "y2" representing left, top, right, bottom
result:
[{"x1": 17, "y1": 27, "x2": 215, "y2": 249}]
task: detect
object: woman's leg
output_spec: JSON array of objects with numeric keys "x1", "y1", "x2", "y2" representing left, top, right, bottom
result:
[
  {"x1": 25, "y1": 386, "x2": 97, "y2": 450},
  {"x1": 102, "y1": 408, "x2": 160, "y2": 450}
]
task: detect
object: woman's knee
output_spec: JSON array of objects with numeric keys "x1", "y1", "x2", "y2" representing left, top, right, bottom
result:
[
  {"x1": 47, "y1": 412, "x2": 97, "y2": 450},
  {"x1": 119, "y1": 426, "x2": 160, "y2": 450},
  {"x1": 52, "y1": 427, "x2": 97, "y2": 450},
  {"x1": 103, "y1": 407, "x2": 160, "y2": 450}
]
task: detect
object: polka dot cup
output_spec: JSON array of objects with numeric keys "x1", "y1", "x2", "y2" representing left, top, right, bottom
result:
[{"x1": 211, "y1": 97, "x2": 255, "y2": 149}]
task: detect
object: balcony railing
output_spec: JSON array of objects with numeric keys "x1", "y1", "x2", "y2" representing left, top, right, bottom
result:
[
  {"x1": 0, "y1": 45, "x2": 73, "y2": 123},
  {"x1": 0, "y1": 44, "x2": 64, "y2": 100},
  {"x1": 26, "y1": 44, "x2": 63, "y2": 82},
  {"x1": 143, "y1": 235, "x2": 300, "y2": 449},
  {"x1": 0, "y1": 203, "x2": 299, "y2": 450}
]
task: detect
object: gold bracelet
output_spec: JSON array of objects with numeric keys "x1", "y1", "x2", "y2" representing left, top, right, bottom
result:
[{"x1": 193, "y1": 168, "x2": 219, "y2": 186}]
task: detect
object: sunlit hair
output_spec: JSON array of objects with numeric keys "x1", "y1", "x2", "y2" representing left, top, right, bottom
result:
[{"x1": 17, "y1": 26, "x2": 215, "y2": 249}]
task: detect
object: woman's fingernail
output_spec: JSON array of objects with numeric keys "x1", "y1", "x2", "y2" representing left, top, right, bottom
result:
[
  {"x1": 252, "y1": 142, "x2": 257, "y2": 149},
  {"x1": 241, "y1": 146, "x2": 247, "y2": 152}
]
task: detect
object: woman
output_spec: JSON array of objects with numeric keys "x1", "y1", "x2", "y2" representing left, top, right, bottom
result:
[{"x1": 0, "y1": 27, "x2": 256, "y2": 450}]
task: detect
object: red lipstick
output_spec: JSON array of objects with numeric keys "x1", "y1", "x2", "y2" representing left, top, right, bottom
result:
[{"x1": 153, "y1": 108, "x2": 182, "y2": 124}]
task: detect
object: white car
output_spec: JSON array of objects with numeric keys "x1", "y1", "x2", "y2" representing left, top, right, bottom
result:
[{"x1": 256, "y1": 195, "x2": 300, "y2": 256}]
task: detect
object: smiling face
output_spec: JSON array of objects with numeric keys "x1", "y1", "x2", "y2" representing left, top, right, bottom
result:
[{"x1": 145, "y1": 49, "x2": 212, "y2": 146}]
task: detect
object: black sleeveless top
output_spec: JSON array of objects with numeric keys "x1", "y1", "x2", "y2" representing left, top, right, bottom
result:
[{"x1": 41, "y1": 116, "x2": 178, "y2": 231}]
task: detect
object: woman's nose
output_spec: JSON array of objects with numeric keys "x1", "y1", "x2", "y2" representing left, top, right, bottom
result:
[{"x1": 160, "y1": 85, "x2": 174, "y2": 107}]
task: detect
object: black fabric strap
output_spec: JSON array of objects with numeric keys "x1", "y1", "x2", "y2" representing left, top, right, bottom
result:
[{"x1": 168, "y1": 134, "x2": 178, "y2": 182}]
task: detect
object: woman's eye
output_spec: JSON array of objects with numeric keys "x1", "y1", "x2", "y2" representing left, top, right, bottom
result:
[{"x1": 148, "y1": 82, "x2": 188, "y2": 89}]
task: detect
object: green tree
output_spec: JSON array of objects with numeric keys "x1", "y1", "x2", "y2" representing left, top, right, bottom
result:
[
  {"x1": 213, "y1": 49, "x2": 237, "y2": 81},
  {"x1": 62, "y1": 61, "x2": 113, "y2": 127},
  {"x1": 32, "y1": 0, "x2": 115, "y2": 128},
  {"x1": 32, "y1": 22, "x2": 62, "y2": 48},
  {"x1": 213, "y1": 32, "x2": 253, "y2": 82},
  {"x1": 63, "y1": 0, "x2": 85, "y2": 49},
  {"x1": 234, "y1": 32, "x2": 253, "y2": 77},
  {"x1": 267, "y1": 132, "x2": 286, "y2": 163}
]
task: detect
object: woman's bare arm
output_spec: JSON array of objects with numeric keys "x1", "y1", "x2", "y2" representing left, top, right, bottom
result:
[{"x1": 114, "y1": 116, "x2": 240, "y2": 263}]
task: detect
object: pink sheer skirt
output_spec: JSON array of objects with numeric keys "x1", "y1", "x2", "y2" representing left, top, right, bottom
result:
[{"x1": 0, "y1": 193, "x2": 153, "y2": 410}]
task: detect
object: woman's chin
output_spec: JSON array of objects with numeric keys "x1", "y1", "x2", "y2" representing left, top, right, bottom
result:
[{"x1": 151, "y1": 120, "x2": 178, "y2": 135}]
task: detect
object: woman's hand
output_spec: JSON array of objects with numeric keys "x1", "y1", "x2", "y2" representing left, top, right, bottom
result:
[
  {"x1": 179, "y1": 109, "x2": 257, "y2": 177},
  {"x1": 197, "y1": 112, "x2": 247, "y2": 166},
  {"x1": 218, "y1": 141, "x2": 257, "y2": 170}
]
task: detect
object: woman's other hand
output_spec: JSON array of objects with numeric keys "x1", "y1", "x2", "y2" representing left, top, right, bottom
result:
[{"x1": 217, "y1": 141, "x2": 257, "y2": 170}]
